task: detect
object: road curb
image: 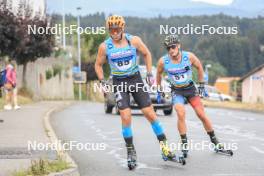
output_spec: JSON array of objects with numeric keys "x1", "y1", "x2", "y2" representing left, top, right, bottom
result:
[{"x1": 43, "y1": 101, "x2": 80, "y2": 176}]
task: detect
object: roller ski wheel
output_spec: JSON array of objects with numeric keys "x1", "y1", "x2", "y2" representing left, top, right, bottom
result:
[
  {"x1": 160, "y1": 140, "x2": 186, "y2": 165},
  {"x1": 214, "y1": 143, "x2": 233, "y2": 156},
  {"x1": 128, "y1": 160, "x2": 137, "y2": 170},
  {"x1": 175, "y1": 155, "x2": 186, "y2": 165},
  {"x1": 162, "y1": 153, "x2": 186, "y2": 165},
  {"x1": 215, "y1": 148, "x2": 233, "y2": 156},
  {"x1": 179, "y1": 155, "x2": 186, "y2": 165},
  {"x1": 127, "y1": 145, "x2": 137, "y2": 170}
]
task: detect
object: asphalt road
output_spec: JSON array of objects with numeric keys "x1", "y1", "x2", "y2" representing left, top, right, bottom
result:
[{"x1": 51, "y1": 102, "x2": 264, "y2": 176}]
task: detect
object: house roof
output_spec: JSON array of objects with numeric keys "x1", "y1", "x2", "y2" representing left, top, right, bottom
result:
[
  {"x1": 215, "y1": 77, "x2": 240, "y2": 83},
  {"x1": 240, "y1": 63, "x2": 264, "y2": 81}
]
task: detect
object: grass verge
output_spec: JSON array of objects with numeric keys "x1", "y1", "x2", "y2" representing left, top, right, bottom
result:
[
  {"x1": 203, "y1": 100, "x2": 264, "y2": 113},
  {"x1": 12, "y1": 158, "x2": 71, "y2": 176}
]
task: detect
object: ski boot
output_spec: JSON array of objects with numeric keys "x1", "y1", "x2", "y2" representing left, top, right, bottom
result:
[
  {"x1": 211, "y1": 136, "x2": 233, "y2": 156},
  {"x1": 127, "y1": 144, "x2": 137, "y2": 170},
  {"x1": 181, "y1": 138, "x2": 189, "y2": 158},
  {"x1": 160, "y1": 140, "x2": 186, "y2": 165}
]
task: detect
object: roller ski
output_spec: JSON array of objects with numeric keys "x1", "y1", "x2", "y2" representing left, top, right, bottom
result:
[
  {"x1": 211, "y1": 136, "x2": 233, "y2": 156},
  {"x1": 126, "y1": 144, "x2": 137, "y2": 170},
  {"x1": 160, "y1": 141, "x2": 186, "y2": 165},
  {"x1": 214, "y1": 143, "x2": 233, "y2": 156}
]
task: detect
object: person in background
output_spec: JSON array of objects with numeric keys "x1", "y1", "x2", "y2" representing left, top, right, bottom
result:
[{"x1": 4, "y1": 59, "x2": 20, "y2": 110}]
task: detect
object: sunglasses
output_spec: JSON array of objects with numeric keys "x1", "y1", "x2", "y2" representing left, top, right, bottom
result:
[
  {"x1": 166, "y1": 44, "x2": 178, "y2": 51},
  {"x1": 109, "y1": 27, "x2": 122, "y2": 35}
]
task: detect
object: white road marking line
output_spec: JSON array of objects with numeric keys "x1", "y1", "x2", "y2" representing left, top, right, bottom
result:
[
  {"x1": 250, "y1": 146, "x2": 264, "y2": 154},
  {"x1": 213, "y1": 174, "x2": 263, "y2": 176},
  {"x1": 87, "y1": 121, "x2": 162, "y2": 170}
]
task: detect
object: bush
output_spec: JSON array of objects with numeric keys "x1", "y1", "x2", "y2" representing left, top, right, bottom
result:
[
  {"x1": 45, "y1": 69, "x2": 53, "y2": 80},
  {"x1": 18, "y1": 87, "x2": 33, "y2": 99},
  {"x1": 53, "y1": 64, "x2": 63, "y2": 78}
]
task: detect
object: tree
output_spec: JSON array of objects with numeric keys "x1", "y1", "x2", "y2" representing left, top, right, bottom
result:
[
  {"x1": 81, "y1": 33, "x2": 107, "y2": 80},
  {"x1": 15, "y1": 18, "x2": 53, "y2": 85},
  {"x1": 0, "y1": 3, "x2": 20, "y2": 58},
  {"x1": 50, "y1": 13, "x2": 264, "y2": 80},
  {"x1": 0, "y1": 2, "x2": 55, "y2": 87}
]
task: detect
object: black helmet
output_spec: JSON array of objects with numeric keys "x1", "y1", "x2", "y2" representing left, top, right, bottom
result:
[{"x1": 164, "y1": 34, "x2": 180, "y2": 47}]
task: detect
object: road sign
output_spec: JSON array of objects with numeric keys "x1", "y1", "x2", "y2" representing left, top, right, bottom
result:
[
  {"x1": 204, "y1": 72, "x2": 209, "y2": 83},
  {"x1": 252, "y1": 75, "x2": 264, "y2": 80},
  {"x1": 72, "y1": 66, "x2": 81, "y2": 74}
]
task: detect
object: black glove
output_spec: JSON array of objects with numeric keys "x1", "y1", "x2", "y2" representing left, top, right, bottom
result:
[
  {"x1": 99, "y1": 79, "x2": 108, "y2": 87},
  {"x1": 146, "y1": 72, "x2": 155, "y2": 86},
  {"x1": 197, "y1": 82, "x2": 207, "y2": 98},
  {"x1": 99, "y1": 79, "x2": 109, "y2": 93}
]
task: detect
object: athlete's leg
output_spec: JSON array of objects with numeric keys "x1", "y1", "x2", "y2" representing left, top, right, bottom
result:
[
  {"x1": 188, "y1": 96, "x2": 213, "y2": 132},
  {"x1": 172, "y1": 93, "x2": 188, "y2": 154},
  {"x1": 119, "y1": 108, "x2": 133, "y2": 145},
  {"x1": 115, "y1": 86, "x2": 137, "y2": 167},
  {"x1": 131, "y1": 80, "x2": 175, "y2": 159},
  {"x1": 133, "y1": 89, "x2": 167, "y2": 142},
  {"x1": 174, "y1": 103, "x2": 187, "y2": 135},
  {"x1": 124, "y1": 73, "x2": 179, "y2": 160},
  {"x1": 131, "y1": 74, "x2": 167, "y2": 142},
  {"x1": 141, "y1": 106, "x2": 167, "y2": 141},
  {"x1": 113, "y1": 77, "x2": 135, "y2": 148},
  {"x1": 188, "y1": 95, "x2": 220, "y2": 145},
  {"x1": 141, "y1": 105, "x2": 178, "y2": 160},
  {"x1": 119, "y1": 107, "x2": 137, "y2": 168}
]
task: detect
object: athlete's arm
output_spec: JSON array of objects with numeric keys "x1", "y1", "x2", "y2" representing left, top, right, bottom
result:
[
  {"x1": 189, "y1": 52, "x2": 204, "y2": 82},
  {"x1": 95, "y1": 43, "x2": 107, "y2": 81},
  {"x1": 156, "y1": 57, "x2": 164, "y2": 88},
  {"x1": 131, "y1": 36, "x2": 152, "y2": 73}
]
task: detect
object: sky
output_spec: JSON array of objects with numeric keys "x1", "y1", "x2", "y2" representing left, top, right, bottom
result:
[
  {"x1": 45, "y1": 0, "x2": 263, "y2": 17},
  {"x1": 46, "y1": 0, "x2": 234, "y2": 15},
  {"x1": 191, "y1": 0, "x2": 233, "y2": 5}
]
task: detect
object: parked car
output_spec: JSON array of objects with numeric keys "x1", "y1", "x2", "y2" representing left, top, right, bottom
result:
[
  {"x1": 204, "y1": 85, "x2": 234, "y2": 101},
  {"x1": 219, "y1": 93, "x2": 235, "y2": 101},
  {"x1": 104, "y1": 66, "x2": 173, "y2": 115}
]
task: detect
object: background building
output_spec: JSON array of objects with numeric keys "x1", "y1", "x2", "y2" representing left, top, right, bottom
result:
[
  {"x1": 214, "y1": 77, "x2": 240, "y2": 96},
  {"x1": 240, "y1": 64, "x2": 264, "y2": 103}
]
